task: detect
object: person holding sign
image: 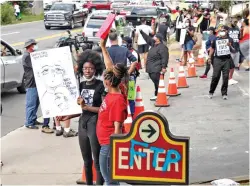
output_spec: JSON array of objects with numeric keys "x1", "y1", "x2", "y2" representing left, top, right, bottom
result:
[
  {"x1": 98, "y1": 36, "x2": 128, "y2": 185},
  {"x1": 208, "y1": 26, "x2": 236, "y2": 100}
]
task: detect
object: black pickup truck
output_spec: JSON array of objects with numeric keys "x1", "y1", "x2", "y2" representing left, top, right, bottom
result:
[{"x1": 44, "y1": 2, "x2": 88, "y2": 29}]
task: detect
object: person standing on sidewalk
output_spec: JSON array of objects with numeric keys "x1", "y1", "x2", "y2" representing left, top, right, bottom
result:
[
  {"x1": 22, "y1": 39, "x2": 53, "y2": 133},
  {"x1": 98, "y1": 38, "x2": 128, "y2": 185},
  {"x1": 228, "y1": 19, "x2": 241, "y2": 85},
  {"x1": 200, "y1": 27, "x2": 217, "y2": 78},
  {"x1": 135, "y1": 18, "x2": 153, "y2": 69},
  {"x1": 158, "y1": 17, "x2": 171, "y2": 46},
  {"x1": 139, "y1": 30, "x2": 169, "y2": 101},
  {"x1": 208, "y1": 26, "x2": 236, "y2": 100},
  {"x1": 240, "y1": 18, "x2": 250, "y2": 71}
]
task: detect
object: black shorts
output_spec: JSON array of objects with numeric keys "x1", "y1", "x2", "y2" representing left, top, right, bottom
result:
[{"x1": 138, "y1": 44, "x2": 149, "y2": 54}]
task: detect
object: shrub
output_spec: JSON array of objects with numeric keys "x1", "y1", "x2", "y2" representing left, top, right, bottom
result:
[{"x1": 0, "y1": 2, "x2": 15, "y2": 25}]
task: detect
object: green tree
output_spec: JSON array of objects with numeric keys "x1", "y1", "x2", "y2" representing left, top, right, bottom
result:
[
  {"x1": 218, "y1": 0, "x2": 232, "y2": 13},
  {"x1": 0, "y1": 2, "x2": 15, "y2": 25}
]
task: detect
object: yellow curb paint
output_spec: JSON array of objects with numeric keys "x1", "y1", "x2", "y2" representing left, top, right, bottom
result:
[{"x1": 11, "y1": 28, "x2": 82, "y2": 47}]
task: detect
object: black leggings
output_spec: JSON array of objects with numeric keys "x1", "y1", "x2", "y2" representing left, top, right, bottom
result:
[
  {"x1": 149, "y1": 72, "x2": 161, "y2": 96},
  {"x1": 78, "y1": 115, "x2": 104, "y2": 185}
]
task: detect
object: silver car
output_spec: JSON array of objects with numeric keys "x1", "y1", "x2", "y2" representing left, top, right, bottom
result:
[{"x1": 1, "y1": 39, "x2": 26, "y2": 93}]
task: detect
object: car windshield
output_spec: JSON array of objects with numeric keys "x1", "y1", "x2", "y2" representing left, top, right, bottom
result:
[
  {"x1": 92, "y1": 0, "x2": 107, "y2": 3},
  {"x1": 123, "y1": 6, "x2": 134, "y2": 11},
  {"x1": 113, "y1": 0, "x2": 130, "y2": 3},
  {"x1": 87, "y1": 18, "x2": 105, "y2": 28},
  {"x1": 131, "y1": 7, "x2": 157, "y2": 15},
  {"x1": 50, "y1": 4, "x2": 74, "y2": 11}
]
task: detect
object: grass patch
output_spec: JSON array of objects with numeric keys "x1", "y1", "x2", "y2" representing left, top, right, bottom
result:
[{"x1": 3, "y1": 13, "x2": 44, "y2": 25}]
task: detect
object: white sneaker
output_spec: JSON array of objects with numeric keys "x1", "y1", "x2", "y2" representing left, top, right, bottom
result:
[
  {"x1": 232, "y1": 79, "x2": 238, "y2": 84},
  {"x1": 228, "y1": 79, "x2": 235, "y2": 85},
  {"x1": 150, "y1": 96, "x2": 157, "y2": 101}
]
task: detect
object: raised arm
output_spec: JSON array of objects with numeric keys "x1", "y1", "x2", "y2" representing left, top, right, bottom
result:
[
  {"x1": 139, "y1": 30, "x2": 155, "y2": 47},
  {"x1": 100, "y1": 37, "x2": 113, "y2": 69}
]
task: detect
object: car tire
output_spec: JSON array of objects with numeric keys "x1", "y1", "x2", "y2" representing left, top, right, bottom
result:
[
  {"x1": 45, "y1": 25, "x2": 51, "y2": 29},
  {"x1": 17, "y1": 77, "x2": 26, "y2": 94},
  {"x1": 69, "y1": 19, "x2": 75, "y2": 29}
]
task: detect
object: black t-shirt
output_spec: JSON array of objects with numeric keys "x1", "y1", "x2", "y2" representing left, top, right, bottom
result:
[
  {"x1": 79, "y1": 79, "x2": 104, "y2": 122},
  {"x1": 228, "y1": 27, "x2": 240, "y2": 52},
  {"x1": 211, "y1": 36, "x2": 234, "y2": 59},
  {"x1": 158, "y1": 24, "x2": 169, "y2": 42},
  {"x1": 184, "y1": 26, "x2": 195, "y2": 44}
]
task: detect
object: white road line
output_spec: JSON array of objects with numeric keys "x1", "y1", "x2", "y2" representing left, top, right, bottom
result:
[
  {"x1": 237, "y1": 85, "x2": 249, "y2": 97},
  {"x1": 245, "y1": 151, "x2": 249, "y2": 154},
  {"x1": 1, "y1": 32, "x2": 20, "y2": 36},
  {"x1": 212, "y1": 147, "x2": 218, "y2": 150},
  {"x1": 1, "y1": 20, "x2": 43, "y2": 28}
]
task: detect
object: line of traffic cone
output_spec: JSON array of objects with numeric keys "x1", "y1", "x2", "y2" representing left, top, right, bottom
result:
[
  {"x1": 195, "y1": 53, "x2": 205, "y2": 67},
  {"x1": 177, "y1": 65, "x2": 189, "y2": 88},
  {"x1": 76, "y1": 162, "x2": 96, "y2": 185},
  {"x1": 187, "y1": 57, "x2": 198, "y2": 78},
  {"x1": 167, "y1": 68, "x2": 181, "y2": 96},
  {"x1": 155, "y1": 73, "x2": 170, "y2": 107},
  {"x1": 124, "y1": 100, "x2": 133, "y2": 133},
  {"x1": 133, "y1": 86, "x2": 145, "y2": 119}
]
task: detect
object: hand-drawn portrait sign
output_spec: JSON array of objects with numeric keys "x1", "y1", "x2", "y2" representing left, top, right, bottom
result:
[
  {"x1": 216, "y1": 39, "x2": 230, "y2": 56},
  {"x1": 111, "y1": 111, "x2": 190, "y2": 185}
]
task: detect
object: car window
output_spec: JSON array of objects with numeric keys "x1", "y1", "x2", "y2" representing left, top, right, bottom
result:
[
  {"x1": 1, "y1": 43, "x2": 14, "y2": 57},
  {"x1": 131, "y1": 7, "x2": 157, "y2": 15},
  {"x1": 87, "y1": 19, "x2": 105, "y2": 28},
  {"x1": 50, "y1": 4, "x2": 74, "y2": 11}
]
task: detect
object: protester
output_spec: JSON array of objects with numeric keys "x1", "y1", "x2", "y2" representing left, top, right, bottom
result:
[
  {"x1": 22, "y1": 39, "x2": 53, "y2": 133},
  {"x1": 175, "y1": 10, "x2": 184, "y2": 42},
  {"x1": 200, "y1": 9, "x2": 210, "y2": 33},
  {"x1": 240, "y1": 18, "x2": 250, "y2": 71},
  {"x1": 14, "y1": 2, "x2": 21, "y2": 20},
  {"x1": 228, "y1": 18, "x2": 241, "y2": 85},
  {"x1": 158, "y1": 17, "x2": 171, "y2": 46},
  {"x1": 98, "y1": 37, "x2": 128, "y2": 185},
  {"x1": 139, "y1": 30, "x2": 169, "y2": 101},
  {"x1": 135, "y1": 18, "x2": 154, "y2": 68},
  {"x1": 208, "y1": 26, "x2": 236, "y2": 100},
  {"x1": 182, "y1": 19, "x2": 195, "y2": 66},
  {"x1": 122, "y1": 36, "x2": 140, "y2": 116},
  {"x1": 107, "y1": 29, "x2": 137, "y2": 76},
  {"x1": 217, "y1": 7, "x2": 228, "y2": 25},
  {"x1": 200, "y1": 27, "x2": 217, "y2": 78}
]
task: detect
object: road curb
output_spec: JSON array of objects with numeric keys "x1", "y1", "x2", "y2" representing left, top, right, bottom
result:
[
  {"x1": 190, "y1": 175, "x2": 249, "y2": 185},
  {"x1": 1, "y1": 20, "x2": 43, "y2": 28}
]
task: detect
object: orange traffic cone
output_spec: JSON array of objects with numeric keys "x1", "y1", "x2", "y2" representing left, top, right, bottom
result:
[
  {"x1": 124, "y1": 100, "x2": 132, "y2": 133},
  {"x1": 155, "y1": 73, "x2": 170, "y2": 107},
  {"x1": 195, "y1": 54, "x2": 205, "y2": 67},
  {"x1": 76, "y1": 162, "x2": 96, "y2": 184},
  {"x1": 187, "y1": 57, "x2": 198, "y2": 78},
  {"x1": 167, "y1": 68, "x2": 181, "y2": 97},
  {"x1": 133, "y1": 86, "x2": 145, "y2": 119},
  {"x1": 177, "y1": 65, "x2": 189, "y2": 88}
]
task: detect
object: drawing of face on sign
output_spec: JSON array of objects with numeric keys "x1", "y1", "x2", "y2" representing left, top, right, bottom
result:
[
  {"x1": 54, "y1": 86, "x2": 70, "y2": 111},
  {"x1": 38, "y1": 61, "x2": 66, "y2": 90},
  {"x1": 81, "y1": 89, "x2": 94, "y2": 106}
]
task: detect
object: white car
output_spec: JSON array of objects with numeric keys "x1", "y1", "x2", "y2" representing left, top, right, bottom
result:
[{"x1": 82, "y1": 10, "x2": 122, "y2": 47}]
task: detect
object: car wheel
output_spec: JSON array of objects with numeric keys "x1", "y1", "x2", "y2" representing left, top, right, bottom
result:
[
  {"x1": 70, "y1": 20, "x2": 75, "y2": 29},
  {"x1": 45, "y1": 25, "x2": 51, "y2": 29},
  {"x1": 17, "y1": 77, "x2": 26, "y2": 94}
]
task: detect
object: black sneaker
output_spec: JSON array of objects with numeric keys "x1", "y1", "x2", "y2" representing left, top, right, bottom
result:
[
  {"x1": 63, "y1": 129, "x2": 78, "y2": 138},
  {"x1": 26, "y1": 125, "x2": 39, "y2": 129},
  {"x1": 56, "y1": 127, "x2": 64, "y2": 136}
]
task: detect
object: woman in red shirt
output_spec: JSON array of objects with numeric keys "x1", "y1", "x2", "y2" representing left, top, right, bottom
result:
[{"x1": 98, "y1": 38, "x2": 128, "y2": 185}]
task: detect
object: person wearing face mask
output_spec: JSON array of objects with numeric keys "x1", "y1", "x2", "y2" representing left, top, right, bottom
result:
[
  {"x1": 200, "y1": 9, "x2": 210, "y2": 33},
  {"x1": 22, "y1": 39, "x2": 54, "y2": 133},
  {"x1": 139, "y1": 30, "x2": 169, "y2": 101},
  {"x1": 175, "y1": 10, "x2": 184, "y2": 42},
  {"x1": 208, "y1": 26, "x2": 236, "y2": 100},
  {"x1": 182, "y1": 19, "x2": 195, "y2": 66},
  {"x1": 228, "y1": 18, "x2": 241, "y2": 85}
]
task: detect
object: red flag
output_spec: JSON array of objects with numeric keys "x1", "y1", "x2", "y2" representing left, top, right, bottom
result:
[{"x1": 96, "y1": 13, "x2": 116, "y2": 39}]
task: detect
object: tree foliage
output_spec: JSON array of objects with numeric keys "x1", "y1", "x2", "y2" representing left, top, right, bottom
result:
[
  {"x1": 0, "y1": 2, "x2": 15, "y2": 25},
  {"x1": 218, "y1": 0, "x2": 232, "y2": 13}
]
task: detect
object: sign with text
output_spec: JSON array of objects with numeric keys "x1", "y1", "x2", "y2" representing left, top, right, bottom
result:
[
  {"x1": 180, "y1": 29, "x2": 187, "y2": 45},
  {"x1": 111, "y1": 111, "x2": 189, "y2": 185},
  {"x1": 216, "y1": 39, "x2": 230, "y2": 56},
  {"x1": 96, "y1": 13, "x2": 116, "y2": 39}
]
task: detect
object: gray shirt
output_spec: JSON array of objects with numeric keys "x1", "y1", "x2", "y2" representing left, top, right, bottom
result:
[{"x1": 22, "y1": 51, "x2": 36, "y2": 88}]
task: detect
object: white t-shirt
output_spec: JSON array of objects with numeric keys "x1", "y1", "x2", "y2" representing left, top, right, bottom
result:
[
  {"x1": 136, "y1": 24, "x2": 153, "y2": 45},
  {"x1": 217, "y1": 12, "x2": 228, "y2": 25},
  {"x1": 127, "y1": 50, "x2": 138, "y2": 67},
  {"x1": 14, "y1": 4, "x2": 20, "y2": 13}
]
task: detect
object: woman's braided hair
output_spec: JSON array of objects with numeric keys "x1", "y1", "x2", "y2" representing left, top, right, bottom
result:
[{"x1": 104, "y1": 63, "x2": 128, "y2": 88}]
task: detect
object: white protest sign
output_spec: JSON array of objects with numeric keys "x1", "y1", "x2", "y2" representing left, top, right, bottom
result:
[
  {"x1": 180, "y1": 29, "x2": 187, "y2": 45},
  {"x1": 30, "y1": 46, "x2": 82, "y2": 118},
  {"x1": 216, "y1": 39, "x2": 230, "y2": 56}
]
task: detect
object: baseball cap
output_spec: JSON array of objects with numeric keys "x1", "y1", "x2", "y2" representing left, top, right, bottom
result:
[
  {"x1": 24, "y1": 39, "x2": 37, "y2": 48},
  {"x1": 122, "y1": 36, "x2": 132, "y2": 44}
]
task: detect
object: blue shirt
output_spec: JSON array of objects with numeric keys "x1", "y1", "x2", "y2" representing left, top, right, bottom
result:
[
  {"x1": 205, "y1": 35, "x2": 217, "y2": 50},
  {"x1": 107, "y1": 45, "x2": 137, "y2": 66}
]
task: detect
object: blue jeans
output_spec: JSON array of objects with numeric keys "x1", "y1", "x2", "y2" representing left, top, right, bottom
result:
[
  {"x1": 184, "y1": 40, "x2": 195, "y2": 51},
  {"x1": 25, "y1": 88, "x2": 39, "y2": 126},
  {"x1": 43, "y1": 118, "x2": 50, "y2": 127},
  {"x1": 99, "y1": 145, "x2": 119, "y2": 186}
]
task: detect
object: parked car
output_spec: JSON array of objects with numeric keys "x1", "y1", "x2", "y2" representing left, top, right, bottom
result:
[
  {"x1": 1, "y1": 40, "x2": 25, "y2": 93},
  {"x1": 111, "y1": 0, "x2": 130, "y2": 11},
  {"x1": 82, "y1": 10, "x2": 129, "y2": 46},
  {"x1": 83, "y1": 0, "x2": 112, "y2": 12},
  {"x1": 44, "y1": 2, "x2": 89, "y2": 29}
]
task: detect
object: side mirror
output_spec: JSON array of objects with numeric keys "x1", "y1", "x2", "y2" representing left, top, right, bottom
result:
[{"x1": 16, "y1": 49, "x2": 22, "y2": 55}]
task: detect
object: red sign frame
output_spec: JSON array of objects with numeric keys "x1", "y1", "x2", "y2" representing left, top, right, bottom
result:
[{"x1": 111, "y1": 111, "x2": 189, "y2": 185}]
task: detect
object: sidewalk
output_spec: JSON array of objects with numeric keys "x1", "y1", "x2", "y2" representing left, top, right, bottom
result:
[{"x1": 1, "y1": 42, "x2": 249, "y2": 185}]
